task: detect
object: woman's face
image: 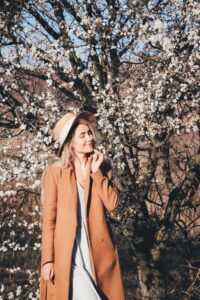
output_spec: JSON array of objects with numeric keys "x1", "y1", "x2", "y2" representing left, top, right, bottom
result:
[{"x1": 72, "y1": 124, "x2": 95, "y2": 154}]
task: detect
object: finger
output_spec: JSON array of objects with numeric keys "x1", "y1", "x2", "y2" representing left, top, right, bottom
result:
[
  {"x1": 93, "y1": 149, "x2": 101, "y2": 153},
  {"x1": 45, "y1": 271, "x2": 50, "y2": 281},
  {"x1": 44, "y1": 269, "x2": 51, "y2": 281},
  {"x1": 50, "y1": 266, "x2": 54, "y2": 279},
  {"x1": 41, "y1": 269, "x2": 46, "y2": 280},
  {"x1": 97, "y1": 153, "x2": 103, "y2": 160},
  {"x1": 47, "y1": 273, "x2": 51, "y2": 281},
  {"x1": 42, "y1": 271, "x2": 48, "y2": 281},
  {"x1": 94, "y1": 149, "x2": 103, "y2": 159},
  {"x1": 93, "y1": 153, "x2": 98, "y2": 161}
]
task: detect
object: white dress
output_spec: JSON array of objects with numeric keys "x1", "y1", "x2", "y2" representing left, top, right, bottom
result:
[{"x1": 69, "y1": 180, "x2": 102, "y2": 300}]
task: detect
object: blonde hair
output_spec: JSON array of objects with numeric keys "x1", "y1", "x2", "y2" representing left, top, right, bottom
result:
[{"x1": 39, "y1": 118, "x2": 97, "y2": 213}]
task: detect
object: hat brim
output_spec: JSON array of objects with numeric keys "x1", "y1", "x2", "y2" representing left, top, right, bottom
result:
[{"x1": 56, "y1": 111, "x2": 96, "y2": 157}]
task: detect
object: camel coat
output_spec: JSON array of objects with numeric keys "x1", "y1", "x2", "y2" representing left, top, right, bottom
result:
[{"x1": 39, "y1": 155, "x2": 125, "y2": 300}]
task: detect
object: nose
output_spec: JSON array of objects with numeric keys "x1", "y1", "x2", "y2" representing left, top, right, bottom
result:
[{"x1": 86, "y1": 133, "x2": 94, "y2": 142}]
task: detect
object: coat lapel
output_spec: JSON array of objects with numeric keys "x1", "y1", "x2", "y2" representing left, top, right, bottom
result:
[
  {"x1": 84, "y1": 155, "x2": 92, "y2": 215},
  {"x1": 62, "y1": 163, "x2": 78, "y2": 224},
  {"x1": 69, "y1": 165, "x2": 78, "y2": 223}
]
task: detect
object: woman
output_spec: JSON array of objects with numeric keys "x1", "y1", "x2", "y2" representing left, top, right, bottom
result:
[{"x1": 39, "y1": 111, "x2": 125, "y2": 300}]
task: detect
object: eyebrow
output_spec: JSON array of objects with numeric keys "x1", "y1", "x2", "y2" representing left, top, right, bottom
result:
[{"x1": 79, "y1": 129, "x2": 92, "y2": 135}]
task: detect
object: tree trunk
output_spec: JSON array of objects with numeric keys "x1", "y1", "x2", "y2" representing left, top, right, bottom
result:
[
  {"x1": 137, "y1": 263, "x2": 166, "y2": 299},
  {"x1": 130, "y1": 244, "x2": 167, "y2": 300}
]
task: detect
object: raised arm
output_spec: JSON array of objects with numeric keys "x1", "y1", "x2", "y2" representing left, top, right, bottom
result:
[
  {"x1": 40, "y1": 166, "x2": 57, "y2": 266},
  {"x1": 90, "y1": 160, "x2": 121, "y2": 212}
]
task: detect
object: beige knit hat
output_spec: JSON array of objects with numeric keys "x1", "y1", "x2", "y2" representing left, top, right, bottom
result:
[{"x1": 53, "y1": 111, "x2": 96, "y2": 157}]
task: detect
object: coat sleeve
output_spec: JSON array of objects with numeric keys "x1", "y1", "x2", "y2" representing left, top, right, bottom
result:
[
  {"x1": 40, "y1": 166, "x2": 57, "y2": 266},
  {"x1": 90, "y1": 160, "x2": 121, "y2": 212}
]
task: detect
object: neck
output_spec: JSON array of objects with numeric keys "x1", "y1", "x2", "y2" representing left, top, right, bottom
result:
[{"x1": 74, "y1": 152, "x2": 89, "y2": 168}]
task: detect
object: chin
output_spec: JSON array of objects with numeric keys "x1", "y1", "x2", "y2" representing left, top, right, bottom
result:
[{"x1": 86, "y1": 148, "x2": 93, "y2": 153}]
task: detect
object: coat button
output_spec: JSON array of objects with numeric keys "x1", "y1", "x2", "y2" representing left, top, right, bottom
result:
[{"x1": 100, "y1": 237, "x2": 104, "y2": 243}]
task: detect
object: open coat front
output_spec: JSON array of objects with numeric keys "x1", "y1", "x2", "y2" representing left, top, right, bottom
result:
[{"x1": 39, "y1": 155, "x2": 125, "y2": 300}]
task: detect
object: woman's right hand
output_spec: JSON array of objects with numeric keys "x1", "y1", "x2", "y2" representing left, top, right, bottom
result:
[{"x1": 41, "y1": 262, "x2": 55, "y2": 282}]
